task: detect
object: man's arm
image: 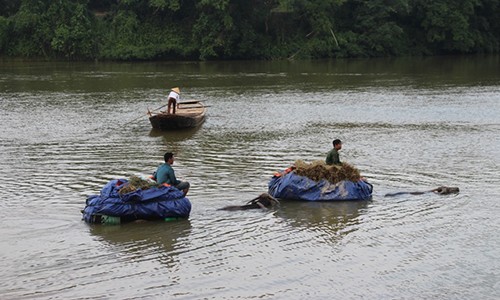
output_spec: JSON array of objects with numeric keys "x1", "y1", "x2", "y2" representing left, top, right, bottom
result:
[
  {"x1": 326, "y1": 150, "x2": 333, "y2": 165},
  {"x1": 167, "y1": 168, "x2": 181, "y2": 185}
]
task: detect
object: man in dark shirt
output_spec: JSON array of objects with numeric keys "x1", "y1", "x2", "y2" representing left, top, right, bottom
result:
[
  {"x1": 326, "y1": 139, "x2": 342, "y2": 165},
  {"x1": 155, "y1": 152, "x2": 190, "y2": 196}
]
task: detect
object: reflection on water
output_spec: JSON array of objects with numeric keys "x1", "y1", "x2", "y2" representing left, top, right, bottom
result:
[
  {"x1": 0, "y1": 56, "x2": 499, "y2": 299},
  {"x1": 276, "y1": 200, "x2": 369, "y2": 242},
  {"x1": 90, "y1": 220, "x2": 192, "y2": 265},
  {"x1": 149, "y1": 126, "x2": 201, "y2": 140},
  {"x1": 277, "y1": 200, "x2": 368, "y2": 227}
]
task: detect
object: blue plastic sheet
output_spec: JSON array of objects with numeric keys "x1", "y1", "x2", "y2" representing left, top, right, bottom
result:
[
  {"x1": 82, "y1": 179, "x2": 191, "y2": 223},
  {"x1": 268, "y1": 171, "x2": 373, "y2": 201}
]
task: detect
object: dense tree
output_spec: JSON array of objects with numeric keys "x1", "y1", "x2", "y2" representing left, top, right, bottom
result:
[
  {"x1": 331, "y1": 0, "x2": 410, "y2": 57},
  {"x1": 468, "y1": 0, "x2": 500, "y2": 52},
  {"x1": 192, "y1": 0, "x2": 278, "y2": 59},
  {"x1": 283, "y1": 0, "x2": 342, "y2": 58},
  {"x1": 50, "y1": 1, "x2": 95, "y2": 58},
  {"x1": 0, "y1": 0, "x2": 21, "y2": 17},
  {"x1": 411, "y1": 0, "x2": 480, "y2": 54},
  {"x1": 87, "y1": 0, "x2": 116, "y2": 12},
  {"x1": 5, "y1": 0, "x2": 95, "y2": 58},
  {"x1": 0, "y1": 0, "x2": 498, "y2": 60},
  {"x1": 0, "y1": 16, "x2": 8, "y2": 52}
]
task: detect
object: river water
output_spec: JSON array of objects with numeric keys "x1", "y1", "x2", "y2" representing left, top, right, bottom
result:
[{"x1": 0, "y1": 56, "x2": 499, "y2": 299}]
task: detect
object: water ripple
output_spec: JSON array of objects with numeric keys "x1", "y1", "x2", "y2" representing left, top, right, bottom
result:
[{"x1": 1, "y1": 59, "x2": 499, "y2": 299}]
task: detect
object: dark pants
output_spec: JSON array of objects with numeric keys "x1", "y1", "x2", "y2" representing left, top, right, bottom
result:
[
  {"x1": 175, "y1": 181, "x2": 190, "y2": 191},
  {"x1": 167, "y1": 98, "x2": 177, "y2": 114}
]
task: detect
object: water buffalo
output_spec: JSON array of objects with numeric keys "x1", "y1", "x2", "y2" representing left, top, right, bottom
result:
[
  {"x1": 219, "y1": 193, "x2": 280, "y2": 211},
  {"x1": 384, "y1": 186, "x2": 459, "y2": 197}
]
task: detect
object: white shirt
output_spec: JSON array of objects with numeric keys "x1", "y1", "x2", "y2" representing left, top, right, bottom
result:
[{"x1": 168, "y1": 91, "x2": 180, "y2": 101}]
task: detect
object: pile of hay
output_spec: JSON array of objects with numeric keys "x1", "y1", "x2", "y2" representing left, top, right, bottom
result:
[
  {"x1": 118, "y1": 175, "x2": 160, "y2": 195},
  {"x1": 293, "y1": 160, "x2": 361, "y2": 184}
]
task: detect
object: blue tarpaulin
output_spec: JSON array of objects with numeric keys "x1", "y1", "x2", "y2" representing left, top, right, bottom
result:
[
  {"x1": 268, "y1": 171, "x2": 373, "y2": 201},
  {"x1": 82, "y1": 179, "x2": 191, "y2": 223}
]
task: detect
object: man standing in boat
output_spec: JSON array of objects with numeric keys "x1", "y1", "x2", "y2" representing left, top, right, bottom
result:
[
  {"x1": 326, "y1": 139, "x2": 342, "y2": 165},
  {"x1": 155, "y1": 152, "x2": 190, "y2": 196},
  {"x1": 167, "y1": 87, "x2": 181, "y2": 114}
]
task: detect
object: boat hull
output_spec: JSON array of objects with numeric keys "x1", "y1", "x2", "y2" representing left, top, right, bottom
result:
[
  {"x1": 149, "y1": 113, "x2": 205, "y2": 129},
  {"x1": 149, "y1": 101, "x2": 206, "y2": 130}
]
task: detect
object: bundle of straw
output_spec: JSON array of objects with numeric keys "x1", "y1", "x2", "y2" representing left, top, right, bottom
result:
[
  {"x1": 118, "y1": 175, "x2": 160, "y2": 195},
  {"x1": 293, "y1": 160, "x2": 361, "y2": 184}
]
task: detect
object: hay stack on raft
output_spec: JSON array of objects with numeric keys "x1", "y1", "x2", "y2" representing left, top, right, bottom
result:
[
  {"x1": 82, "y1": 175, "x2": 192, "y2": 224},
  {"x1": 118, "y1": 175, "x2": 160, "y2": 195},
  {"x1": 267, "y1": 160, "x2": 372, "y2": 201},
  {"x1": 293, "y1": 160, "x2": 361, "y2": 183}
]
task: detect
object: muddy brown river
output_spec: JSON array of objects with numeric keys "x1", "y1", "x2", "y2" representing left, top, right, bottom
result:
[{"x1": 0, "y1": 56, "x2": 499, "y2": 299}]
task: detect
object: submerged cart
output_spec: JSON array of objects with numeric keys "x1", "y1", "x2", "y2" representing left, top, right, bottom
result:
[{"x1": 82, "y1": 178, "x2": 191, "y2": 225}]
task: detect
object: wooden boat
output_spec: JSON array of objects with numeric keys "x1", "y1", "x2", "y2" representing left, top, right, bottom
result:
[{"x1": 148, "y1": 101, "x2": 206, "y2": 130}]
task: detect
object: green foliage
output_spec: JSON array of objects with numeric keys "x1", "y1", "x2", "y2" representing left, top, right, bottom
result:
[
  {"x1": 192, "y1": 0, "x2": 269, "y2": 60},
  {"x1": 192, "y1": 9, "x2": 229, "y2": 60},
  {"x1": 334, "y1": 0, "x2": 409, "y2": 57},
  {"x1": 470, "y1": 0, "x2": 500, "y2": 52},
  {"x1": 99, "y1": 10, "x2": 193, "y2": 60},
  {"x1": 199, "y1": 0, "x2": 230, "y2": 10},
  {"x1": 424, "y1": 1, "x2": 476, "y2": 52},
  {"x1": 0, "y1": 16, "x2": 9, "y2": 52},
  {"x1": 335, "y1": 31, "x2": 367, "y2": 57},
  {"x1": 411, "y1": 0, "x2": 481, "y2": 54},
  {"x1": 7, "y1": 0, "x2": 96, "y2": 58},
  {"x1": 291, "y1": 0, "x2": 340, "y2": 33},
  {"x1": 10, "y1": 0, "x2": 46, "y2": 56},
  {"x1": 149, "y1": 0, "x2": 181, "y2": 11},
  {"x1": 0, "y1": 0, "x2": 21, "y2": 17},
  {"x1": 50, "y1": 3, "x2": 95, "y2": 58},
  {"x1": 1, "y1": 0, "x2": 499, "y2": 60}
]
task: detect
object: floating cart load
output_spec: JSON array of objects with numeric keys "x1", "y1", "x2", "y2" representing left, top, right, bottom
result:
[
  {"x1": 82, "y1": 176, "x2": 191, "y2": 224},
  {"x1": 268, "y1": 160, "x2": 373, "y2": 201}
]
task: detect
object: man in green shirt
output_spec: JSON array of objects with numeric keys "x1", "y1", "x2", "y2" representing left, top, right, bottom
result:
[
  {"x1": 326, "y1": 139, "x2": 342, "y2": 165},
  {"x1": 155, "y1": 152, "x2": 190, "y2": 196}
]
